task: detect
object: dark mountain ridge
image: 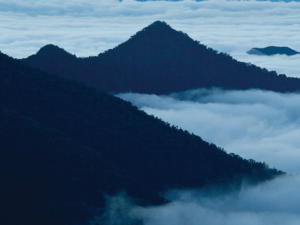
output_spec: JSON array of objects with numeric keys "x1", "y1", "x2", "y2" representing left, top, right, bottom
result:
[
  {"x1": 247, "y1": 46, "x2": 299, "y2": 56},
  {"x1": 0, "y1": 50, "x2": 283, "y2": 224},
  {"x1": 22, "y1": 21, "x2": 300, "y2": 94},
  {"x1": 0, "y1": 106, "x2": 164, "y2": 225}
]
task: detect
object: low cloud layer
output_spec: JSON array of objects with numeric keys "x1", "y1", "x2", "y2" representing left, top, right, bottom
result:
[
  {"x1": 232, "y1": 53, "x2": 300, "y2": 78},
  {"x1": 94, "y1": 175, "x2": 300, "y2": 225},
  {"x1": 1, "y1": 0, "x2": 299, "y2": 77},
  {"x1": 118, "y1": 89, "x2": 300, "y2": 173}
]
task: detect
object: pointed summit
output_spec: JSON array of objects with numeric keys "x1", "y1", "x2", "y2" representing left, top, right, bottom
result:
[
  {"x1": 131, "y1": 20, "x2": 189, "y2": 40},
  {"x1": 128, "y1": 20, "x2": 190, "y2": 40},
  {"x1": 98, "y1": 20, "x2": 195, "y2": 62},
  {"x1": 148, "y1": 20, "x2": 169, "y2": 26},
  {"x1": 142, "y1": 20, "x2": 173, "y2": 31}
]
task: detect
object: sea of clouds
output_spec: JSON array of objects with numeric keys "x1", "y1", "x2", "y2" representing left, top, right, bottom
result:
[
  {"x1": 2, "y1": 1, "x2": 300, "y2": 223},
  {"x1": 118, "y1": 88, "x2": 300, "y2": 173},
  {"x1": 117, "y1": 87, "x2": 300, "y2": 225},
  {"x1": 92, "y1": 175, "x2": 300, "y2": 225},
  {"x1": 0, "y1": 0, "x2": 299, "y2": 77}
]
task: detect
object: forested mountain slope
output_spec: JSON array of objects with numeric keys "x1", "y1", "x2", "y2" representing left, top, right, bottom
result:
[
  {"x1": 22, "y1": 21, "x2": 300, "y2": 94},
  {"x1": 0, "y1": 107, "x2": 165, "y2": 225},
  {"x1": 0, "y1": 51, "x2": 283, "y2": 224}
]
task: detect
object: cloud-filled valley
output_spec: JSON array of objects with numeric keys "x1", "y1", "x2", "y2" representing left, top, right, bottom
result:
[
  {"x1": 95, "y1": 175, "x2": 300, "y2": 225},
  {"x1": 118, "y1": 89, "x2": 300, "y2": 173},
  {"x1": 1, "y1": 0, "x2": 299, "y2": 77}
]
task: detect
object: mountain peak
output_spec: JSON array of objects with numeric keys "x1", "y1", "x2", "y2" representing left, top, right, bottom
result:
[
  {"x1": 145, "y1": 20, "x2": 171, "y2": 29},
  {"x1": 138, "y1": 20, "x2": 179, "y2": 35},
  {"x1": 98, "y1": 20, "x2": 193, "y2": 58},
  {"x1": 36, "y1": 44, "x2": 75, "y2": 58}
]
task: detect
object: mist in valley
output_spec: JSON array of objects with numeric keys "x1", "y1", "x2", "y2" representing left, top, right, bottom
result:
[
  {"x1": 112, "y1": 88, "x2": 300, "y2": 224},
  {"x1": 118, "y1": 89, "x2": 300, "y2": 173},
  {"x1": 94, "y1": 175, "x2": 300, "y2": 225}
]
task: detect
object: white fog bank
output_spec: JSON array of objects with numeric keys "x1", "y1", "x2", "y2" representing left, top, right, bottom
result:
[
  {"x1": 93, "y1": 175, "x2": 300, "y2": 225},
  {"x1": 117, "y1": 89, "x2": 300, "y2": 173}
]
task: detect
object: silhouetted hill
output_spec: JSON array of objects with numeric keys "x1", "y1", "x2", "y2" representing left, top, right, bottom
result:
[
  {"x1": 22, "y1": 21, "x2": 300, "y2": 94},
  {"x1": 247, "y1": 46, "x2": 299, "y2": 56},
  {"x1": 23, "y1": 44, "x2": 128, "y2": 92},
  {"x1": 37, "y1": 44, "x2": 75, "y2": 57},
  {"x1": 1, "y1": 51, "x2": 283, "y2": 223},
  {"x1": 0, "y1": 106, "x2": 165, "y2": 225}
]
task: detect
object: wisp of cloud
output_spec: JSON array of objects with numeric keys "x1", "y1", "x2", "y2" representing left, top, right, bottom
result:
[{"x1": 118, "y1": 89, "x2": 300, "y2": 173}]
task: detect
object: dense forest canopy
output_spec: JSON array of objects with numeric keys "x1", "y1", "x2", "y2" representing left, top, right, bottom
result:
[
  {"x1": 0, "y1": 50, "x2": 284, "y2": 224},
  {"x1": 21, "y1": 21, "x2": 300, "y2": 94},
  {"x1": 0, "y1": 106, "x2": 165, "y2": 225}
]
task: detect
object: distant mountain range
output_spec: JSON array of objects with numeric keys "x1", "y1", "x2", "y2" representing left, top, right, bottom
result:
[
  {"x1": 0, "y1": 48, "x2": 283, "y2": 224},
  {"x1": 247, "y1": 46, "x2": 299, "y2": 56},
  {"x1": 21, "y1": 21, "x2": 300, "y2": 94}
]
